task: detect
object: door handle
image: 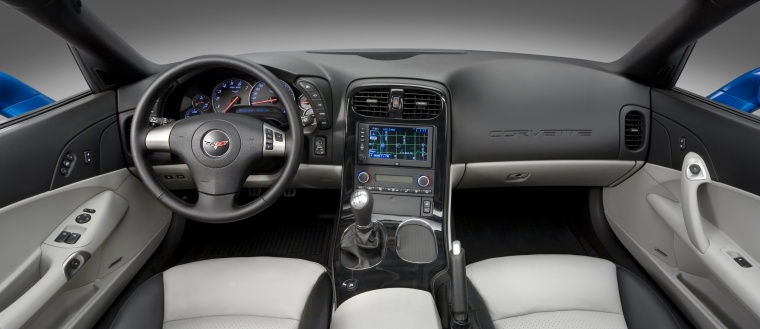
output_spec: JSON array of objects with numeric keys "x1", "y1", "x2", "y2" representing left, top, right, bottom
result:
[{"x1": 681, "y1": 152, "x2": 711, "y2": 253}]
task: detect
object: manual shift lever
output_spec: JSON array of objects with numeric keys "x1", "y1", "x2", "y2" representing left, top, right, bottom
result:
[
  {"x1": 340, "y1": 189, "x2": 386, "y2": 269},
  {"x1": 351, "y1": 189, "x2": 374, "y2": 229}
]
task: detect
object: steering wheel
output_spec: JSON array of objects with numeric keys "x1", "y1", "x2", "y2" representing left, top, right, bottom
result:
[{"x1": 130, "y1": 55, "x2": 303, "y2": 223}]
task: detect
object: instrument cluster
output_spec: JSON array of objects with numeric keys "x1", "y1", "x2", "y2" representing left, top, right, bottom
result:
[{"x1": 167, "y1": 72, "x2": 316, "y2": 127}]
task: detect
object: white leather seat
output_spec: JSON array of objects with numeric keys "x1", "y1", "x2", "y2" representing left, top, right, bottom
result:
[
  {"x1": 466, "y1": 255, "x2": 682, "y2": 329},
  {"x1": 111, "y1": 257, "x2": 331, "y2": 329},
  {"x1": 330, "y1": 288, "x2": 442, "y2": 329}
]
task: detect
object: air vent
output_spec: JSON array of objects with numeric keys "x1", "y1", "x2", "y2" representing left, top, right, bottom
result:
[
  {"x1": 402, "y1": 89, "x2": 442, "y2": 119},
  {"x1": 625, "y1": 111, "x2": 644, "y2": 150},
  {"x1": 352, "y1": 89, "x2": 390, "y2": 117}
]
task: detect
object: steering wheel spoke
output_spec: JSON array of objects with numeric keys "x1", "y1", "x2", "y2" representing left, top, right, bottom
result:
[{"x1": 145, "y1": 122, "x2": 176, "y2": 152}]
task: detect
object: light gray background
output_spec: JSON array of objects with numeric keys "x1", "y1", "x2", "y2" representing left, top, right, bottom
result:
[{"x1": 0, "y1": 0, "x2": 756, "y2": 101}]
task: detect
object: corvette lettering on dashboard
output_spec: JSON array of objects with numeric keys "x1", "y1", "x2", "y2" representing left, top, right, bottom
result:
[{"x1": 488, "y1": 130, "x2": 593, "y2": 138}]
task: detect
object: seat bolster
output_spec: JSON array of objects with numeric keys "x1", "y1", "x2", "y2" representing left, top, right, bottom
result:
[
  {"x1": 110, "y1": 274, "x2": 164, "y2": 329},
  {"x1": 298, "y1": 271, "x2": 332, "y2": 329},
  {"x1": 617, "y1": 266, "x2": 681, "y2": 329}
]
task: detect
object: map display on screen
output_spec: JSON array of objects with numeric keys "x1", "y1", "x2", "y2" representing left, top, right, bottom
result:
[{"x1": 367, "y1": 126, "x2": 429, "y2": 161}]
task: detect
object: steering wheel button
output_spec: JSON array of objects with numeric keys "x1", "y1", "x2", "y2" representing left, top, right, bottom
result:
[
  {"x1": 275, "y1": 132, "x2": 283, "y2": 142},
  {"x1": 266, "y1": 145, "x2": 274, "y2": 150}
]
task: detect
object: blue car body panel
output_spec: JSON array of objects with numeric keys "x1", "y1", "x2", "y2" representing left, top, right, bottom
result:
[
  {"x1": 0, "y1": 72, "x2": 54, "y2": 118},
  {"x1": 708, "y1": 68, "x2": 760, "y2": 112}
]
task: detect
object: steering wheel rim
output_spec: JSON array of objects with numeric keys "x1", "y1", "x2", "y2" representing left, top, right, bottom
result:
[{"x1": 130, "y1": 55, "x2": 304, "y2": 223}]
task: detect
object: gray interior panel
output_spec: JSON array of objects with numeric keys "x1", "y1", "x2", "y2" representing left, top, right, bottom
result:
[
  {"x1": 457, "y1": 160, "x2": 640, "y2": 188},
  {"x1": 605, "y1": 164, "x2": 760, "y2": 329},
  {"x1": 0, "y1": 170, "x2": 171, "y2": 329},
  {"x1": 151, "y1": 164, "x2": 342, "y2": 189}
]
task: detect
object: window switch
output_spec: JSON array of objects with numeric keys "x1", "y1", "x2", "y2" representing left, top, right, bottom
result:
[
  {"x1": 55, "y1": 231, "x2": 71, "y2": 243},
  {"x1": 65, "y1": 233, "x2": 81, "y2": 244},
  {"x1": 734, "y1": 257, "x2": 753, "y2": 268}
]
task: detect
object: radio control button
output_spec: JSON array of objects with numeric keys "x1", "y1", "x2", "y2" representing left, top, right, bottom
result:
[
  {"x1": 402, "y1": 188, "x2": 412, "y2": 193},
  {"x1": 423, "y1": 189, "x2": 433, "y2": 195},
  {"x1": 417, "y1": 175, "x2": 431, "y2": 188},
  {"x1": 357, "y1": 171, "x2": 370, "y2": 184}
]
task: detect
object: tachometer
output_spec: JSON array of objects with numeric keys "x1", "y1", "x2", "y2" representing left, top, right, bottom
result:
[
  {"x1": 212, "y1": 79, "x2": 252, "y2": 113},
  {"x1": 249, "y1": 80, "x2": 295, "y2": 107}
]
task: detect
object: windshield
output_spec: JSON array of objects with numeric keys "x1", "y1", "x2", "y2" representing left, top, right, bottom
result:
[{"x1": 88, "y1": 0, "x2": 684, "y2": 64}]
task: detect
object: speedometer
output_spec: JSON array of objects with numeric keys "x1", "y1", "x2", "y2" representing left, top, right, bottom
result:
[
  {"x1": 250, "y1": 80, "x2": 295, "y2": 108},
  {"x1": 211, "y1": 79, "x2": 252, "y2": 113}
]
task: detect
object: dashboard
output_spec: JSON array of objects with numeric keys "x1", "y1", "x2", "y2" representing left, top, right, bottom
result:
[{"x1": 119, "y1": 49, "x2": 652, "y2": 191}]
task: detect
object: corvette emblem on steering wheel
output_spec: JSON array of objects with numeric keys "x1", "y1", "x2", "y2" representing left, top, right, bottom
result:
[{"x1": 201, "y1": 130, "x2": 232, "y2": 158}]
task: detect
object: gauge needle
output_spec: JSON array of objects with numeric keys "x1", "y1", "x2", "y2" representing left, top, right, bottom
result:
[
  {"x1": 224, "y1": 96, "x2": 240, "y2": 113},
  {"x1": 251, "y1": 98, "x2": 278, "y2": 105}
]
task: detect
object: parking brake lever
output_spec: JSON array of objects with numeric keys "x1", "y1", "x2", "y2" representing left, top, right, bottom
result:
[{"x1": 450, "y1": 240, "x2": 469, "y2": 328}]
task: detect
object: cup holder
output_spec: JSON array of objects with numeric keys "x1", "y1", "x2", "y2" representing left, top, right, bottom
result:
[{"x1": 396, "y1": 219, "x2": 438, "y2": 263}]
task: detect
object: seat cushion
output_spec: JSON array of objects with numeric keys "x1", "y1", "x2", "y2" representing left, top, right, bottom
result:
[
  {"x1": 111, "y1": 257, "x2": 331, "y2": 329},
  {"x1": 467, "y1": 255, "x2": 681, "y2": 329}
]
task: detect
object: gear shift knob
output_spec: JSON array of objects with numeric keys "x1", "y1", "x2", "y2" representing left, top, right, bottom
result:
[{"x1": 350, "y1": 189, "x2": 374, "y2": 229}]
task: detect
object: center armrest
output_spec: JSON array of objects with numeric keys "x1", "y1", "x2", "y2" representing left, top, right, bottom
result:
[{"x1": 330, "y1": 288, "x2": 442, "y2": 329}]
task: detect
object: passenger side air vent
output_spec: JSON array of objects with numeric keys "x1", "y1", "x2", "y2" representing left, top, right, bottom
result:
[
  {"x1": 624, "y1": 111, "x2": 644, "y2": 150},
  {"x1": 402, "y1": 89, "x2": 442, "y2": 119},
  {"x1": 352, "y1": 89, "x2": 390, "y2": 117}
]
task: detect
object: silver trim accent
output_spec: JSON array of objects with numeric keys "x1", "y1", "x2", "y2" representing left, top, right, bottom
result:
[
  {"x1": 262, "y1": 123, "x2": 286, "y2": 157},
  {"x1": 150, "y1": 164, "x2": 343, "y2": 189},
  {"x1": 144, "y1": 121, "x2": 176, "y2": 152},
  {"x1": 370, "y1": 214, "x2": 441, "y2": 231},
  {"x1": 396, "y1": 218, "x2": 439, "y2": 264},
  {"x1": 452, "y1": 240, "x2": 462, "y2": 255},
  {"x1": 63, "y1": 251, "x2": 91, "y2": 280},
  {"x1": 685, "y1": 157, "x2": 708, "y2": 181}
]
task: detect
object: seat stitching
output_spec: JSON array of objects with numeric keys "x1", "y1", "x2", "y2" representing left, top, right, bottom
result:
[
  {"x1": 163, "y1": 314, "x2": 300, "y2": 324},
  {"x1": 616, "y1": 265, "x2": 682, "y2": 329},
  {"x1": 492, "y1": 309, "x2": 625, "y2": 322}
]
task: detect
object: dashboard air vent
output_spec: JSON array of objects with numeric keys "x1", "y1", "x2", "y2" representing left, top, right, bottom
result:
[
  {"x1": 402, "y1": 89, "x2": 442, "y2": 119},
  {"x1": 353, "y1": 89, "x2": 390, "y2": 117},
  {"x1": 624, "y1": 111, "x2": 644, "y2": 150}
]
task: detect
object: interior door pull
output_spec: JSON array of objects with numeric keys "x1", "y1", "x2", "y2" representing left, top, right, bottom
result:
[{"x1": 681, "y1": 152, "x2": 711, "y2": 253}]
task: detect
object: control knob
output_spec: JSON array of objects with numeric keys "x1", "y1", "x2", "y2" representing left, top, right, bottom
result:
[
  {"x1": 357, "y1": 171, "x2": 371, "y2": 184},
  {"x1": 417, "y1": 175, "x2": 431, "y2": 188}
]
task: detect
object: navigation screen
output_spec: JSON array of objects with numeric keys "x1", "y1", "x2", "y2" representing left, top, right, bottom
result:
[{"x1": 367, "y1": 126, "x2": 429, "y2": 161}]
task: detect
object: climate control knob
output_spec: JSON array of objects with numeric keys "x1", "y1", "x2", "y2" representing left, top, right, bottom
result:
[
  {"x1": 417, "y1": 175, "x2": 431, "y2": 188},
  {"x1": 357, "y1": 171, "x2": 371, "y2": 184}
]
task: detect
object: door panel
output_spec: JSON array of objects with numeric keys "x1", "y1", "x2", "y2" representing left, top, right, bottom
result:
[
  {"x1": 604, "y1": 89, "x2": 760, "y2": 329},
  {"x1": 0, "y1": 93, "x2": 171, "y2": 329}
]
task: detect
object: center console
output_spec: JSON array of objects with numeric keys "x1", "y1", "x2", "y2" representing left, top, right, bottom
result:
[{"x1": 333, "y1": 80, "x2": 450, "y2": 305}]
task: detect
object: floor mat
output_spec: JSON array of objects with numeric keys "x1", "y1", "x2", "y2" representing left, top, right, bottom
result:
[
  {"x1": 174, "y1": 189, "x2": 339, "y2": 267},
  {"x1": 179, "y1": 222, "x2": 331, "y2": 265},
  {"x1": 452, "y1": 187, "x2": 594, "y2": 264}
]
